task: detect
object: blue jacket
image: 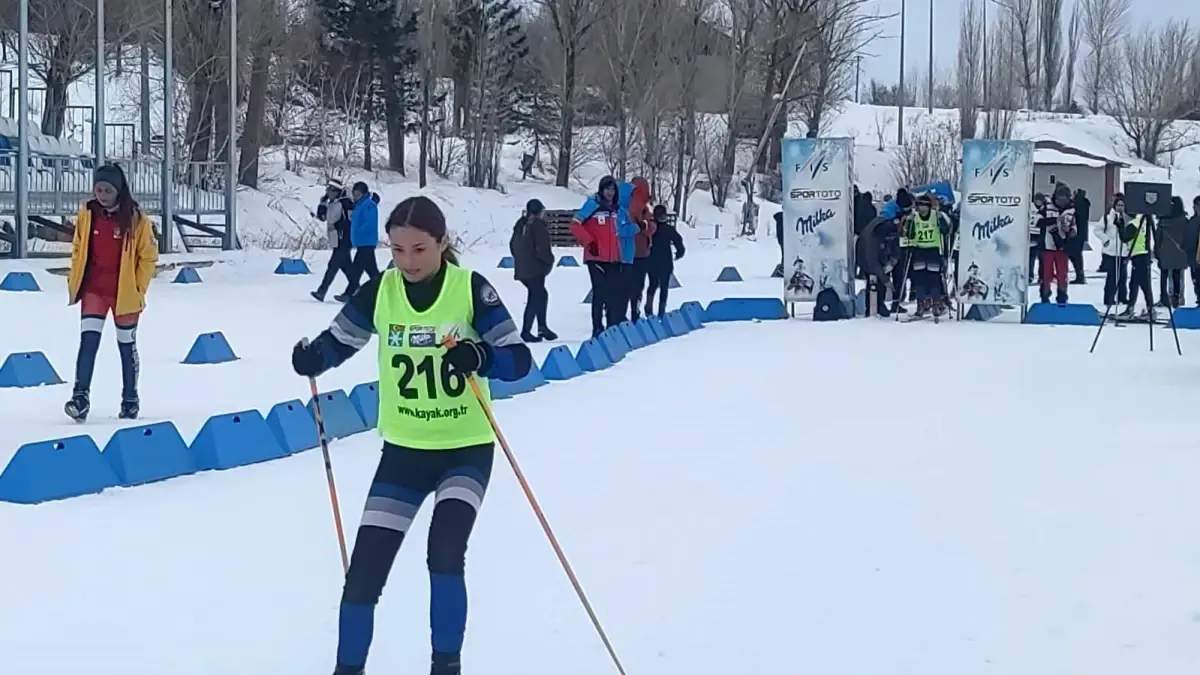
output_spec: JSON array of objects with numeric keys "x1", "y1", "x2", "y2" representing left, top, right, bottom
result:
[
  {"x1": 349, "y1": 194, "x2": 379, "y2": 248},
  {"x1": 575, "y1": 192, "x2": 639, "y2": 263}
]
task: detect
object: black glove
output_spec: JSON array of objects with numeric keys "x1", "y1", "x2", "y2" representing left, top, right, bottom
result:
[
  {"x1": 587, "y1": 242, "x2": 599, "y2": 257},
  {"x1": 292, "y1": 340, "x2": 323, "y2": 377},
  {"x1": 674, "y1": 249, "x2": 685, "y2": 261},
  {"x1": 444, "y1": 340, "x2": 487, "y2": 376}
]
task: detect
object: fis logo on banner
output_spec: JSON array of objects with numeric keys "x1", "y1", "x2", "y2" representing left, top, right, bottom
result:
[
  {"x1": 966, "y1": 193, "x2": 1022, "y2": 207},
  {"x1": 973, "y1": 147, "x2": 1016, "y2": 184},
  {"x1": 796, "y1": 149, "x2": 832, "y2": 180},
  {"x1": 790, "y1": 188, "x2": 842, "y2": 200},
  {"x1": 797, "y1": 208, "x2": 836, "y2": 235},
  {"x1": 971, "y1": 214, "x2": 1015, "y2": 240}
]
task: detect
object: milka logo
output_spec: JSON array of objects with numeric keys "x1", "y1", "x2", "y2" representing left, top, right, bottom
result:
[
  {"x1": 796, "y1": 208, "x2": 835, "y2": 235},
  {"x1": 972, "y1": 214, "x2": 1014, "y2": 239}
]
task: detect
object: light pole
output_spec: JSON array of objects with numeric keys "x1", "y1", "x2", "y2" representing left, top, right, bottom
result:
[
  {"x1": 16, "y1": 0, "x2": 29, "y2": 258},
  {"x1": 897, "y1": 0, "x2": 906, "y2": 145},
  {"x1": 96, "y1": 0, "x2": 106, "y2": 166},
  {"x1": 225, "y1": 0, "x2": 238, "y2": 250},
  {"x1": 927, "y1": 0, "x2": 934, "y2": 113},
  {"x1": 161, "y1": 0, "x2": 175, "y2": 254}
]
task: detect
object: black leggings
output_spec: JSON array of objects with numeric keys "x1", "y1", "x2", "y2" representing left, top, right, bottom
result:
[
  {"x1": 336, "y1": 443, "x2": 494, "y2": 670},
  {"x1": 629, "y1": 257, "x2": 650, "y2": 320},
  {"x1": 587, "y1": 261, "x2": 626, "y2": 335},
  {"x1": 645, "y1": 266, "x2": 672, "y2": 316},
  {"x1": 1129, "y1": 255, "x2": 1154, "y2": 308},
  {"x1": 519, "y1": 276, "x2": 549, "y2": 334}
]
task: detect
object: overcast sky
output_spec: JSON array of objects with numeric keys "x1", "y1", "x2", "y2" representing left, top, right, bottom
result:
[{"x1": 858, "y1": 0, "x2": 1200, "y2": 89}]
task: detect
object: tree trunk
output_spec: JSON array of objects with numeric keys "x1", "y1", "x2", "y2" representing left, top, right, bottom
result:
[
  {"x1": 554, "y1": 48, "x2": 577, "y2": 188},
  {"x1": 363, "y1": 58, "x2": 375, "y2": 172},
  {"x1": 40, "y1": 74, "x2": 69, "y2": 138},
  {"x1": 185, "y1": 77, "x2": 214, "y2": 163},
  {"x1": 419, "y1": 60, "x2": 430, "y2": 188},
  {"x1": 238, "y1": 49, "x2": 270, "y2": 189},
  {"x1": 139, "y1": 40, "x2": 151, "y2": 157},
  {"x1": 382, "y1": 60, "x2": 405, "y2": 174}
]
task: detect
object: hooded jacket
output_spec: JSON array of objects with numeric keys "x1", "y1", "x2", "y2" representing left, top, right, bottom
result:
[
  {"x1": 349, "y1": 191, "x2": 381, "y2": 248},
  {"x1": 627, "y1": 176, "x2": 657, "y2": 258},
  {"x1": 1093, "y1": 209, "x2": 1132, "y2": 258},
  {"x1": 510, "y1": 213, "x2": 554, "y2": 281},
  {"x1": 570, "y1": 175, "x2": 639, "y2": 263},
  {"x1": 1154, "y1": 196, "x2": 1191, "y2": 270},
  {"x1": 1037, "y1": 196, "x2": 1077, "y2": 251}
]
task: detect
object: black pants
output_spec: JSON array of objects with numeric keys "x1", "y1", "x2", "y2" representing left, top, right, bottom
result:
[
  {"x1": 317, "y1": 246, "x2": 354, "y2": 296},
  {"x1": 629, "y1": 257, "x2": 650, "y2": 321},
  {"x1": 587, "y1": 261, "x2": 626, "y2": 336},
  {"x1": 645, "y1": 265, "x2": 672, "y2": 316},
  {"x1": 1129, "y1": 255, "x2": 1154, "y2": 308},
  {"x1": 519, "y1": 276, "x2": 549, "y2": 334},
  {"x1": 1068, "y1": 245, "x2": 1086, "y2": 281},
  {"x1": 1191, "y1": 263, "x2": 1200, "y2": 303},
  {"x1": 1159, "y1": 267, "x2": 1184, "y2": 306},
  {"x1": 337, "y1": 443, "x2": 494, "y2": 669},
  {"x1": 1100, "y1": 254, "x2": 1128, "y2": 306},
  {"x1": 347, "y1": 246, "x2": 381, "y2": 293}
]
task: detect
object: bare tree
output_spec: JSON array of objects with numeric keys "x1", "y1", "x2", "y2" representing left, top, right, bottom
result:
[
  {"x1": 795, "y1": 0, "x2": 884, "y2": 134},
  {"x1": 1079, "y1": 0, "x2": 1129, "y2": 113},
  {"x1": 662, "y1": 0, "x2": 711, "y2": 214},
  {"x1": 957, "y1": 0, "x2": 983, "y2": 139},
  {"x1": 1038, "y1": 0, "x2": 1064, "y2": 110},
  {"x1": 1060, "y1": 4, "x2": 1081, "y2": 109},
  {"x1": 709, "y1": 0, "x2": 761, "y2": 207},
  {"x1": 997, "y1": 0, "x2": 1038, "y2": 108},
  {"x1": 593, "y1": 0, "x2": 664, "y2": 180},
  {"x1": 891, "y1": 117, "x2": 961, "y2": 188},
  {"x1": 535, "y1": 0, "x2": 600, "y2": 187},
  {"x1": 1104, "y1": 20, "x2": 1199, "y2": 163}
]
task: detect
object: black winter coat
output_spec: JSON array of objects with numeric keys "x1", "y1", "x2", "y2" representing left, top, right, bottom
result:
[
  {"x1": 510, "y1": 215, "x2": 554, "y2": 281},
  {"x1": 648, "y1": 220, "x2": 685, "y2": 272}
]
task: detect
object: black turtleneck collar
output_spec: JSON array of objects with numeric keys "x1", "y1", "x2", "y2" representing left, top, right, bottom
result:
[{"x1": 402, "y1": 261, "x2": 448, "y2": 313}]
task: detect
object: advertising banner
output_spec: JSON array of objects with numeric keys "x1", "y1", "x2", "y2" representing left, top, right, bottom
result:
[
  {"x1": 781, "y1": 137, "x2": 854, "y2": 305},
  {"x1": 957, "y1": 139, "x2": 1034, "y2": 310}
]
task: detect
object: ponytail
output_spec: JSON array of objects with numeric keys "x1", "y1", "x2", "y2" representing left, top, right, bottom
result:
[{"x1": 442, "y1": 244, "x2": 460, "y2": 266}]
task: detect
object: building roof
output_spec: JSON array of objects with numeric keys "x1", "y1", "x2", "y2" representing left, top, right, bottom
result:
[{"x1": 1030, "y1": 138, "x2": 1129, "y2": 168}]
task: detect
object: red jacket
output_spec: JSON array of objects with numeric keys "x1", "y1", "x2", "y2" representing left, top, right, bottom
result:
[
  {"x1": 629, "y1": 177, "x2": 657, "y2": 258},
  {"x1": 570, "y1": 200, "x2": 623, "y2": 263},
  {"x1": 82, "y1": 206, "x2": 125, "y2": 299}
]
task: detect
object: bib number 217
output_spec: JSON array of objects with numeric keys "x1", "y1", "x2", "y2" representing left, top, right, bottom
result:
[{"x1": 392, "y1": 354, "x2": 466, "y2": 399}]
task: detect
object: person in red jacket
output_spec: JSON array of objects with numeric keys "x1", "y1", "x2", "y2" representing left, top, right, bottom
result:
[
  {"x1": 571, "y1": 175, "x2": 638, "y2": 337},
  {"x1": 627, "y1": 177, "x2": 657, "y2": 321}
]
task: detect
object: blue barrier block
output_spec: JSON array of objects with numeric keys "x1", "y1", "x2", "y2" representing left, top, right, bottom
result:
[
  {"x1": 1171, "y1": 307, "x2": 1200, "y2": 329},
  {"x1": 704, "y1": 297, "x2": 787, "y2": 322},
  {"x1": 173, "y1": 266, "x2": 202, "y2": 283},
  {"x1": 0, "y1": 271, "x2": 40, "y2": 291},
  {"x1": 1025, "y1": 302, "x2": 1101, "y2": 327},
  {"x1": 102, "y1": 422, "x2": 196, "y2": 487},
  {"x1": 636, "y1": 319, "x2": 660, "y2": 345},
  {"x1": 490, "y1": 364, "x2": 548, "y2": 399},
  {"x1": 716, "y1": 266, "x2": 743, "y2": 282},
  {"x1": 648, "y1": 315, "x2": 671, "y2": 340},
  {"x1": 498, "y1": 256, "x2": 515, "y2": 268},
  {"x1": 192, "y1": 410, "x2": 289, "y2": 471},
  {"x1": 557, "y1": 256, "x2": 580, "y2": 267},
  {"x1": 669, "y1": 272, "x2": 681, "y2": 289},
  {"x1": 274, "y1": 257, "x2": 311, "y2": 275},
  {"x1": 307, "y1": 390, "x2": 368, "y2": 439},
  {"x1": 0, "y1": 435, "x2": 118, "y2": 503},
  {"x1": 583, "y1": 289, "x2": 593, "y2": 303},
  {"x1": 619, "y1": 321, "x2": 646, "y2": 349},
  {"x1": 349, "y1": 382, "x2": 380, "y2": 429},
  {"x1": 665, "y1": 310, "x2": 691, "y2": 336},
  {"x1": 598, "y1": 329, "x2": 627, "y2": 363},
  {"x1": 964, "y1": 304, "x2": 1004, "y2": 321},
  {"x1": 542, "y1": 345, "x2": 583, "y2": 380},
  {"x1": 575, "y1": 339, "x2": 612, "y2": 372},
  {"x1": 183, "y1": 331, "x2": 238, "y2": 364},
  {"x1": 0, "y1": 351, "x2": 64, "y2": 388},
  {"x1": 266, "y1": 399, "x2": 320, "y2": 454},
  {"x1": 679, "y1": 301, "x2": 705, "y2": 329}
]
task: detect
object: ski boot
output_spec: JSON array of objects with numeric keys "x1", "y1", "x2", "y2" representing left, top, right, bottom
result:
[
  {"x1": 119, "y1": 398, "x2": 140, "y2": 420},
  {"x1": 933, "y1": 300, "x2": 947, "y2": 320},
  {"x1": 1117, "y1": 305, "x2": 1137, "y2": 321},
  {"x1": 64, "y1": 390, "x2": 91, "y2": 423},
  {"x1": 431, "y1": 652, "x2": 461, "y2": 675},
  {"x1": 1055, "y1": 291, "x2": 1068, "y2": 306},
  {"x1": 912, "y1": 299, "x2": 931, "y2": 319}
]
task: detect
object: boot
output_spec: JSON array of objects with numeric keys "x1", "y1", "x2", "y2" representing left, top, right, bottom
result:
[
  {"x1": 644, "y1": 303, "x2": 654, "y2": 318},
  {"x1": 1055, "y1": 290, "x2": 1068, "y2": 305},
  {"x1": 431, "y1": 652, "x2": 461, "y2": 675},
  {"x1": 119, "y1": 398, "x2": 140, "y2": 420},
  {"x1": 520, "y1": 331, "x2": 543, "y2": 343},
  {"x1": 539, "y1": 327, "x2": 559, "y2": 341},
  {"x1": 332, "y1": 667, "x2": 364, "y2": 675},
  {"x1": 64, "y1": 390, "x2": 90, "y2": 423},
  {"x1": 311, "y1": 290, "x2": 326, "y2": 302}
]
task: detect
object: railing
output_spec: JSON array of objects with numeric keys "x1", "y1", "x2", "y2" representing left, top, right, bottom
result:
[{"x1": 0, "y1": 150, "x2": 227, "y2": 216}]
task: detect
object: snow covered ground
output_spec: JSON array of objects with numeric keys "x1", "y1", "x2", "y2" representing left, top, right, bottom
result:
[{"x1": 5, "y1": 239, "x2": 1200, "y2": 675}]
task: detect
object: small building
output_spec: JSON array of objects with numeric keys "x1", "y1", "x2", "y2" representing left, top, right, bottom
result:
[{"x1": 1032, "y1": 140, "x2": 1127, "y2": 215}]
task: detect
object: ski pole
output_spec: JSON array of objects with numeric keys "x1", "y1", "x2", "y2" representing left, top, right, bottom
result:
[
  {"x1": 302, "y1": 340, "x2": 350, "y2": 575},
  {"x1": 443, "y1": 337, "x2": 628, "y2": 675}
]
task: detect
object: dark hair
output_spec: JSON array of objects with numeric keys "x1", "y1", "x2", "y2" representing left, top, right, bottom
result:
[
  {"x1": 94, "y1": 163, "x2": 140, "y2": 237},
  {"x1": 386, "y1": 196, "x2": 459, "y2": 265}
]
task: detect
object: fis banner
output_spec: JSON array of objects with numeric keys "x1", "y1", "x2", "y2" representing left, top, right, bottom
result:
[
  {"x1": 957, "y1": 139, "x2": 1034, "y2": 308},
  {"x1": 781, "y1": 137, "x2": 854, "y2": 304}
]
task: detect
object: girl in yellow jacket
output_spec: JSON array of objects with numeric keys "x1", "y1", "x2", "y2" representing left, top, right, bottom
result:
[{"x1": 64, "y1": 164, "x2": 158, "y2": 422}]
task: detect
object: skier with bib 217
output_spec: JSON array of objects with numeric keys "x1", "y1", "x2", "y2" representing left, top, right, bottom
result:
[
  {"x1": 902, "y1": 193, "x2": 950, "y2": 319},
  {"x1": 290, "y1": 195, "x2": 533, "y2": 675}
]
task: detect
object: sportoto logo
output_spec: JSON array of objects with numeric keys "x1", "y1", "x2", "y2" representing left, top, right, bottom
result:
[
  {"x1": 790, "y1": 188, "x2": 842, "y2": 200},
  {"x1": 966, "y1": 193, "x2": 1022, "y2": 207}
]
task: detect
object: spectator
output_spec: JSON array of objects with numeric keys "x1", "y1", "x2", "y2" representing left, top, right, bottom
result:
[
  {"x1": 1154, "y1": 195, "x2": 1190, "y2": 307},
  {"x1": 346, "y1": 181, "x2": 381, "y2": 293},
  {"x1": 312, "y1": 179, "x2": 356, "y2": 303},
  {"x1": 645, "y1": 205, "x2": 685, "y2": 317},
  {"x1": 1069, "y1": 188, "x2": 1091, "y2": 283},
  {"x1": 627, "y1": 176, "x2": 656, "y2": 321},
  {"x1": 773, "y1": 210, "x2": 785, "y2": 278},
  {"x1": 1186, "y1": 196, "x2": 1200, "y2": 305},
  {"x1": 64, "y1": 163, "x2": 159, "y2": 422},
  {"x1": 509, "y1": 199, "x2": 557, "y2": 342},
  {"x1": 571, "y1": 175, "x2": 639, "y2": 337},
  {"x1": 1030, "y1": 192, "x2": 1046, "y2": 283},
  {"x1": 1092, "y1": 193, "x2": 1130, "y2": 308},
  {"x1": 1036, "y1": 183, "x2": 1077, "y2": 304}
]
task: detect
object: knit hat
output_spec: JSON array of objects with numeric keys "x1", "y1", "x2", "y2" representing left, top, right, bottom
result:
[
  {"x1": 1053, "y1": 183, "x2": 1072, "y2": 201},
  {"x1": 352, "y1": 181, "x2": 369, "y2": 196},
  {"x1": 326, "y1": 179, "x2": 344, "y2": 191},
  {"x1": 94, "y1": 163, "x2": 126, "y2": 192},
  {"x1": 525, "y1": 198, "x2": 544, "y2": 215},
  {"x1": 895, "y1": 189, "x2": 913, "y2": 210}
]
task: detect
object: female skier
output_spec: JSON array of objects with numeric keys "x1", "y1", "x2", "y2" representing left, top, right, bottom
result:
[
  {"x1": 64, "y1": 163, "x2": 159, "y2": 421},
  {"x1": 291, "y1": 195, "x2": 533, "y2": 675}
]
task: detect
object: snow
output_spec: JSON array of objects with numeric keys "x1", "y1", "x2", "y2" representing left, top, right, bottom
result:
[
  {"x1": 5, "y1": 238, "x2": 1200, "y2": 674},
  {"x1": 1033, "y1": 148, "x2": 1108, "y2": 168}
]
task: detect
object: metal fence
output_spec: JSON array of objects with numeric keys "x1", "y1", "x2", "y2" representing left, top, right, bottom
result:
[{"x1": 0, "y1": 150, "x2": 227, "y2": 216}]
